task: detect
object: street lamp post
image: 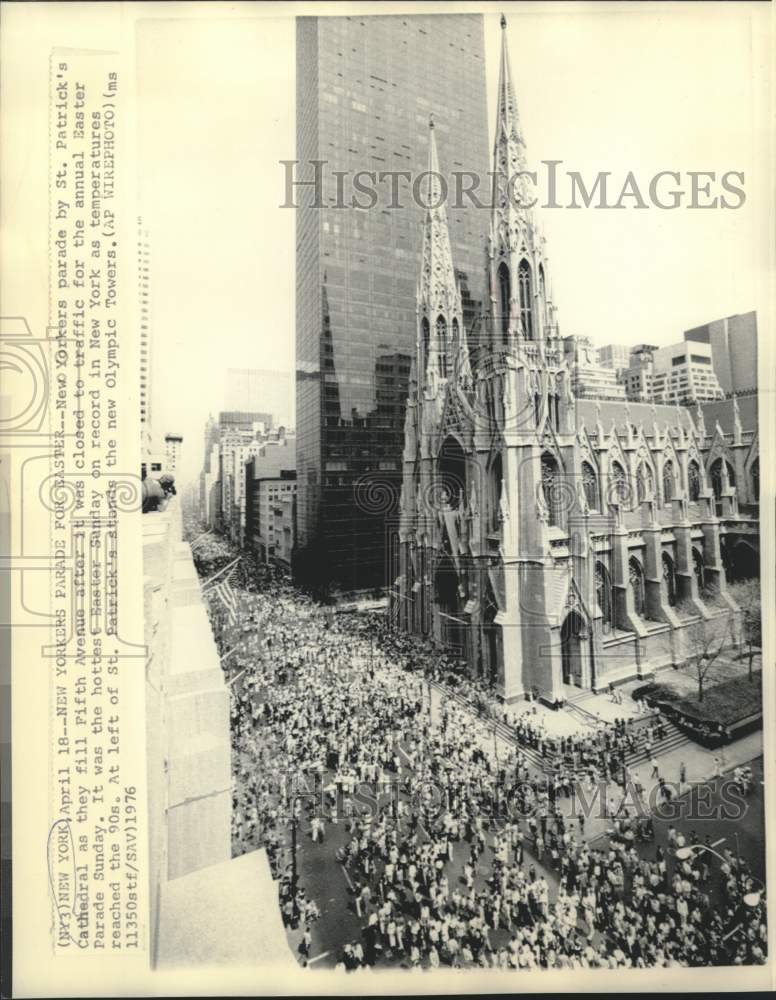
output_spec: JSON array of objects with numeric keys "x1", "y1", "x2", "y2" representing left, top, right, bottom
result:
[{"x1": 675, "y1": 843, "x2": 765, "y2": 908}]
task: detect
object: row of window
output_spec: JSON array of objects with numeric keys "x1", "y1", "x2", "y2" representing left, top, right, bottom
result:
[{"x1": 595, "y1": 549, "x2": 705, "y2": 623}]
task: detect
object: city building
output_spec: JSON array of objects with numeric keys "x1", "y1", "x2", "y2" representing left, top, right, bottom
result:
[
  {"x1": 564, "y1": 335, "x2": 627, "y2": 401},
  {"x1": 393, "y1": 17, "x2": 751, "y2": 705},
  {"x1": 244, "y1": 434, "x2": 297, "y2": 566},
  {"x1": 225, "y1": 368, "x2": 294, "y2": 430},
  {"x1": 622, "y1": 341, "x2": 724, "y2": 406},
  {"x1": 219, "y1": 410, "x2": 273, "y2": 435},
  {"x1": 295, "y1": 12, "x2": 491, "y2": 593},
  {"x1": 201, "y1": 441, "x2": 221, "y2": 529},
  {"x1": 685, "y1": 310, "x2": 758, "y2": 396},
  {"x1": 596, "y1": 343, "x2": 631, "y2": 373},
  {"x1": 164, "y1": 432, "x2": 183, "y2": 474}
]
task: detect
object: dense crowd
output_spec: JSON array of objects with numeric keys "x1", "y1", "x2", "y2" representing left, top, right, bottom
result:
[{"x1": 190, "y1": 530, "x2": 767, "y2": 971}]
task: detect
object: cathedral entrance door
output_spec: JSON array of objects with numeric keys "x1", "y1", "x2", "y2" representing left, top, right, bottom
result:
[{"x1": 560, "y1": 611, "x2": 585, "y2": 687}]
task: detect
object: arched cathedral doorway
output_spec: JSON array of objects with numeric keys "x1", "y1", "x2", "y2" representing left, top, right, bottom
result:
[{"x1": 561, "y1": 610, "x2": 585, "y2": 687}]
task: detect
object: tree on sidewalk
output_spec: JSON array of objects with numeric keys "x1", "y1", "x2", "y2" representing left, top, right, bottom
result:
[
  {"x1": 728, "y1": 578, "x2": 761, "y2": 682},
  {"x1": 683, "y1": 614, "x2": 733, "y2": 703}
]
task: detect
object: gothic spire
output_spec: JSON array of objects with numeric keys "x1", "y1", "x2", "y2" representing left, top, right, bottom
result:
[
  {"x1": 494, "y1": 14, "x2": 527, "y2": 169},
  {"x1": 417, "y1": 115, "x2": 465, "y2": 385}
]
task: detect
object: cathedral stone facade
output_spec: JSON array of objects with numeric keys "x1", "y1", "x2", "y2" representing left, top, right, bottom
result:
[{"x1": 393, "y1": 17, "x2": 745, "y2": 705}]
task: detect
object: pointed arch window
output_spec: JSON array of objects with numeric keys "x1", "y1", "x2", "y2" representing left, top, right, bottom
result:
[
  {"x1": 710, "y1": 457, "x2": 735, "y2": 500},
  {"x1": 688, "y1": 459, "x2": 701, "y2": 501},
  {"x1": 582, "y1": 461, "x2": 599, "y2": 511},
  {"x1": 609, "y1": 460, "x2": 629, "y2": 507},
  {"x1": 636, "y1": 461, "x2": 654, "y2": 504},
  {"x1": 533, "y1": 392, "x2": 541, "y2": 427},
  {"x1": 662, "y1": 460, "x2": 675, "y2": 507},
  {"x1": 629, "y1": 556, "x2": 645, "y2": 617},
  {"x1": 541, "y1": 452, "x2": 563, "y2": 528},
  {"x1": 692, "y1": 547, "x2": 706, "y2": 594},
  {"x1": 595, "y1": 561, "x2": 613, "y2": 626},
  {"x1": 751, "y1": 458, "x2": 759, "y2": 501},
  {"x1": 518, "y1": 259, "x2": 533, "y2": 340},
  {"x1": 490, "y1": 454, "x2": 503, "y2": 533},
  {"x1": 662, "y1": 552, "x2": 677, "y2": 607},
  {"x1": 436, "y1": 315, "x2": 447, "y2": 378},
  {"x1": 421, "y1": 317, "x2": 430, "y2": 361},
  {"x1": 498, "y1": 263, "x2": 510, "y2": 345}
]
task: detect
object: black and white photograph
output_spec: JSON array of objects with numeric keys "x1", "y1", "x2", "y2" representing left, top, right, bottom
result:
[{"x1": 1, "y1": 1, "x2": 773, "y2": 995}]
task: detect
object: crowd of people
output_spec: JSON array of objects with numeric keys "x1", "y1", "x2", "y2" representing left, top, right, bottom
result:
[{"x1": 189, "y1": 526, "x2": 767, "y2": 972}]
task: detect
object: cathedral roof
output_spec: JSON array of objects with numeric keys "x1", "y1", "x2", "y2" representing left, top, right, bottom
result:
[
  {"x1": 700, "y1": 395, "x2": 758, "y2": 436},
  {"x1": 575, "y1": 399, "x2": 696, "y2": 436}
]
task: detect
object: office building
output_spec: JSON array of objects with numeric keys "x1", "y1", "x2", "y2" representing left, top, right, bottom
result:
[
  {"x1": 245, "y1": 435, "x2": 297, "y2": 566},
  {"x1": 164, "y1": 433, "x2": 183, "y2": 474},
  {"x1": 295, "y1": 12, "x2": 491, "y2": 593},
  {"x1": 622, "y1": 341, "x2": 724, "y2": 405},
  {"x1": 684, "y1": 310, "x2": 758, "y2": 395},
  {"x1": 596, "y1": 343, "x2": 631, "y2": 373},
  {"x1": 564, "y1": 336, "x2": 627, "y2": 400}
]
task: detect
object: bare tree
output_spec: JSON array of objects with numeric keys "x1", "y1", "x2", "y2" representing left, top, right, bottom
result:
[
  {"x1": 684, "y1": 614, "x2": 732, "y2": 703},
  {"x1": 729, "y1": 579, "x2": 762, "y2": 682}
]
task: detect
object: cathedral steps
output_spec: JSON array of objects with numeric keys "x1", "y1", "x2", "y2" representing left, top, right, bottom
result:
[{"x1": 624, "y1": 718, "x2": 691, "y2": 769}]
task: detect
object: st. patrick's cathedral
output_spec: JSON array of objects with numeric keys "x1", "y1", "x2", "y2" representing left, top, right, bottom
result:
[{"x1": 393, "y1": 17, "x2": 754, "y2": 705}]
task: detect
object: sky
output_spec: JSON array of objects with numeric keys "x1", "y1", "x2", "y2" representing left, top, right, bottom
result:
[{"x1": 137, "y1": 6, "x2": 765, "y2": 485}]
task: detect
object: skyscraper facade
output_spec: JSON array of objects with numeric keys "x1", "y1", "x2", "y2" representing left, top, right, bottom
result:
[
  {"x1": 684, "y1": 311, "x2": 758, "y2": 396},
  {"x1": 295, "y1": 13, "x2": 490, "y2": 593}
]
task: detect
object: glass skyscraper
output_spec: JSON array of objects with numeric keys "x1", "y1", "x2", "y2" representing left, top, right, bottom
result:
[{"x1": 295, "y1": 13, "x2": 490, "y2": 593}]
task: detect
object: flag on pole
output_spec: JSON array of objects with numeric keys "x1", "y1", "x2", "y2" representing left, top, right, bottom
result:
[{"x1": 214, "y1": 579, "x2": 238, "y2": 625}]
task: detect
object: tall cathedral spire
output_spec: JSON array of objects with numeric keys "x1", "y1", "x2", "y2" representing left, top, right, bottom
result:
[
  {"x1": 417, "y1": 115, "x2": 468, "y2": 387},
  {"x1": 494, "y1": 14, "x2": 527, "y2": 174},
  {"x1": 488, "y1": 15, "x2": 556, "y2": 355}
]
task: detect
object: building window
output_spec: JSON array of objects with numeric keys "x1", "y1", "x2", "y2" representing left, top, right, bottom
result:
[
  {"x1": 498, "y1": 263, "x2": 510, "y2": 345},
  {"x1": 518, "y1": 258, "x2": 533, "y2": 340},
  {"x1": 436, "y1": 315, "x2": 447, "y2": 377},
  {"x1": 688, "y1": 460, "x2": 701, "y2": 501},
  {"x1": 662, "y1": 460, "x2": 675, "y2": 507},
  {"x1": 710, "y1": 457, "x2": 735, "y2": 500},
  {"x1": 421, "y1": 317, "x2": 429, "y2": 360},
  {"x1": 751, "y1": 458, "x2": 759, "y2": 501},
  {"x1": 582, "y1": 461, "x2": 599, "y2": 511},
  {"x1": 609, "y1": 460, "x2": 629, "y2": 507},
  {"x1": 489, "y1": 453, "x2": 503, "y2": 532},
  {"x1": 636, "y1": 461, "x2": 654, "y2": 503},
  {"x1": 692, "y1": 547, "x2": 706, "y2": 593},
  {"x1": 629, "y1": 556, "x2": 645, "y2": 617},
  {"x1": 595, "y1": 561, "x2": 613, "y2": 626},
  {"x1": 662, "y1": 552, "x2": 677, "y2": 607},
  {"x1": 541, "y1": 452, "x2": 563, "y2": 527}
]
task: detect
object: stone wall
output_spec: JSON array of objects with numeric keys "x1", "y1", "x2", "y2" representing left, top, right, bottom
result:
[{"x1": 143, "y1": 503, "x2": 292, "y2": 968}]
